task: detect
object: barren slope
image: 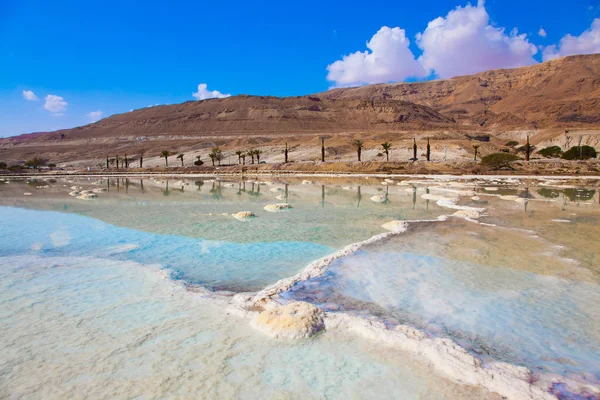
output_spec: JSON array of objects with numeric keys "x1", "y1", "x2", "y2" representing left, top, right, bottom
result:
[{"x1": 321, "y1": 54, "x2": 600, "y2": 129}]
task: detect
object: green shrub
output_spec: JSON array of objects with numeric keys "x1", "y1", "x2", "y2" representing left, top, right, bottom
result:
[
  {"x1": 506, "y1": 141, "x2": 519, "y2": 147},
  {"x1": 538, "y1": 146, "x2": 563, "y2": 158},
  {"x1": 481, "y1": 153, "x2": 520, "y2": 169},
  {"x1": 562, "y1": 146, "x2": 597, "y2": 160}
]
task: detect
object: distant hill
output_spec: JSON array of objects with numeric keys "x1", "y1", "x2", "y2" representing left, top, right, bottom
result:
[{"x1": 2, "y1": 54, "x2": 600, "y2": 165}]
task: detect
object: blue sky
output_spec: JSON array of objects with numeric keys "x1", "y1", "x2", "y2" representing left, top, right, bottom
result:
[{"x1": 0, "y1": 0, "x2": 598, "y2": 137}]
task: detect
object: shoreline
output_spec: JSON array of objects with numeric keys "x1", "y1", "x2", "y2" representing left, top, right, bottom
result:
[{"x1": 3, "y1": 171, "x2": 600, "y2": 182}]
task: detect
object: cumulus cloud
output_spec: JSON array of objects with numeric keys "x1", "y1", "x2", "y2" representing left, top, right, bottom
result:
[
  {"x1": 542, "y1": 19, "x2": 600, "y2": 61},
  {"x1": 538, "y1": 28, "x2": 547, "y2": 38},
  {"x1": 87, "y1": 110, "x2": 104, "y2": 122},
  {"x1": 22, "y1": 90, "x2": 38, "y2": 101},
  {"x1": 326, "y1": 26, "x2": 427, "y2": 87},
  {"x1": 44, "y1": 94, "x2": 67, "y2": 114},
  {"x1": 192, "y1": 83, "x2": 231, "y2": 100},
  {"x1": 416, "y1": 0, "x2": 538, "y2": 78}
]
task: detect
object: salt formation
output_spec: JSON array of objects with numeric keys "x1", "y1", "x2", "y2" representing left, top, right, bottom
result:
[
  {"x1": 76, "y1": 193, "x2": 98, "y2": 200},
  {"x1": 68, "y1": 191, "x2": 80, "y2": 197},
  {"x1": 232, "y1": 211, "x2": 256, "y2": 221},
  {"x1": 92, "y1": 188, "x2": 106, "y2": 193},
  {"x1": 381, "y1": 221, "x2": 409, "y2": 233},
  {"x1": 301, "y1": 180, "x2": 313, "y2": 185},
  {"x1": 251, "y1": 301, "x2": 325, "y2": 339},
  {"x1": 264, "y1": 203, "x2": 293, "y2": 212},
  {"x1": 370, "y1": 194, "x2": 387, "y2": 203},
  {"x1": 269, "y1": 187, "x2": 283, "y2": 192}
]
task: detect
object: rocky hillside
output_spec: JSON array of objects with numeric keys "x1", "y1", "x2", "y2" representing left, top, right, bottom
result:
[
  {"x1": 2, "y1": 54, "x2": 600, "y2": 165},
  {"x1": 322, "y1": 54, "x2": 600, "y2": 129}
]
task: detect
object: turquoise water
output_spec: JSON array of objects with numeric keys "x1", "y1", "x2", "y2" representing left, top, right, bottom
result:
[
  {"x1": 2, "y1": 177, "x2": 600, "y2": 398},
  {"x1": 282, "y1": 240, "x2": 600, "y2": 382},
  {"x1": 0, "y1": 206, "x2": 332, "y2": 291}
]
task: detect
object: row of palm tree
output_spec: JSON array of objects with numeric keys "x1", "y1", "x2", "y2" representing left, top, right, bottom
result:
[
  {"x1": 352, "y1": 140, "x2": 393, "y2": 161},
  {"x1": 105, "y1": 153, "x2": 144, "y2": 168},
  {"x1": 109, "y1": 138, "x2": 483, "y2": 170},
  {"x1": 234, "y1": 149, "x2": 263, "y2": 165}
]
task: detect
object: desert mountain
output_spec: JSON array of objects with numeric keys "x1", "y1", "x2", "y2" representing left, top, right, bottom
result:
[
  {"x1": 321, "y1": 54, "x2": 600, "y2": 129},
  {"x1": 2, "y1": 54, "x2": 600, "y2": 165}
]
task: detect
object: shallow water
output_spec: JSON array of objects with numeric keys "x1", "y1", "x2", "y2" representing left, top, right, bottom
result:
[
  {"x1": 1, "y1": 176, "x2": 600, "y2": 398},
  {"x1": 282, "y1": 236, "x2": 600, "y2": 378}
]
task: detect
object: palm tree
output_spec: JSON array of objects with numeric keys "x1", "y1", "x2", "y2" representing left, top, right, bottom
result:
[
  {"x1": 284, "y1": 143, "x2": 289, "y2": 163},
  {"x1": 209, "y1": 147, "x2": 223, "y2": 166},
  {"x1": 354, "y1": 140, "x2": 364, "y2": 161},
  {"x1": 106, "y1": 155, "x2": 109, "y2": 169},
  {"x1": 473, "y1": 145, "x2": 480, "y2": 161},
  {"x1": 412, "y1": 138, "x2": 418, "y2": 162},
  {"x1": 139, "y1": 153, "x2": 144, "y2": 168},
  {"x1": 235, "y1": 150, "x2": 243, "y2": 164},
  {"x1": 255, "y1": 149, "x2": 263, "y2": 163},
  {"x1": 177, "y1": 153, "x2": 184, "y2": 166},
  {"x1": 525, "y1": 134, "x2": 532, "y2": 161},
  {"x1": 381, "y1": 142, "x2": 392, "y2": 161},
  {"x1": 161, "y1": 150, "x2": 171, "y2": 167},
  {"x1": 426, "y1": 138, "x2": 431, "y2": 162},
  {"x1": 321, "y1": 137, "x2": 325, "y2": 162},
  {"x1": 241, "y1": 152, "x2": 246, "y2": 165},
  {"x1": 249, "y1": 149, "x2": 256, "y2": 164},
  {"x1": 116, "y1": 155, "x2": 119, "y2": 169},
  {"x1": 124, "y1": 153, "x2": 128, "y2": 168}
]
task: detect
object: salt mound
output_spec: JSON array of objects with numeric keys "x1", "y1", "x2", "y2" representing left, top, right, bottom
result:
[
  {"x1": 223, "y1": 183, "x2": 235, "y2": 188},
  {"x1": 499, "y1": 195, "x2": 520, "y2": 201},
  {"x1": 252, "y1": 301, "x2": 325, "y2": 339},
  {"x1": 76, "y1": 193, "x2": 98, "y2": 200},
  {"x1": 70, "y1": 185, "x2": 82, "y2": 190},
  {"x1": 275, "y1": 194, "x2": 285, "y2": 200},
  {"x1": 384, "y1": 179, "x2": 395, "y2": 183},
  {"x1": 92, "y1": 188, "x2": 106, "y2": 193},
  {"x1": 370, "y1": 194, "x2": 387, "y2": 203},
  {"x1": 381, "y1": 181, "x2": 389, "y2": 185},
  {"x1": 232, "y1": 211, "x2": 256, "y2": 220},
  {"x1": 381, "y1": 220, "x2": 409, "y2": 233},
  {"x1": 301, "y1": 180, "x2": 313, "y2": 185},
  {"x1": 264, "y1": 203, "x2": 293, "y2": 212},
  {"x1": 483, "y1": 187, "x2": 498, "y2": 191},
  {"x1": 270, "y1": 187, "x2": 283, "y2": 192},
  {"x1": 80, "y1": 190, "x2": 93, "y2": 195},
  {"x1": 68, "y1": 191, "x2": 80, "y2": 197},
  {"x1": 23, "y1": 192, "x2": 32, "y2": 196},
  {"x1": 453, "y1": 210, "x2": 481, "y2": 220}
]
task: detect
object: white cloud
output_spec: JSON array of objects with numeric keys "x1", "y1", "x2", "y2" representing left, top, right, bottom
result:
[
  {"x1": 542, "y1": 19, "x2": 600, "y2": 61},
  {"x1": 538, "y1": 28, "x2": 547, "y2": 38},
  {"x1": 326, "y1": 26, "x2": 427, "y2": 87},
  {"x1": 22, "y1": 90, "x2": 38, "y2": 101},
  {"x1": 192, "y1": 83, "x2": 231, "y2": 100},
  {"x1": 87, "y1": 110, "x2": 103, "y2": 122},
  {"x1": 44, "y1": 94, "x2": 68, "y2": 114},
  {"x1": 416, "y1": 0, "x2": 538, "y2": 78}
]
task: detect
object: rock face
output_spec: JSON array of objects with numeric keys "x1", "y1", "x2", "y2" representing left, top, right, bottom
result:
[
  {"x1": 232, "y1": 211, "x2": 256, "y2": 220},
  {"x1": 263, "y1": 203, "x2": 293, "y2": 212},
  {"x1": 252, "y1": 301, "x2": 325, "y2": 339}
]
